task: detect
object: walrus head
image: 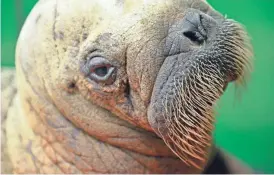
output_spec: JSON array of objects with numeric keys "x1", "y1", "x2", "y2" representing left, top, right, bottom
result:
[{"x1": 15, "y1": 0, "x2": 252, "y2": 173}]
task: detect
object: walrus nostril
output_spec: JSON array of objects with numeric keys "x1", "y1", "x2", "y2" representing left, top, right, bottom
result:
[
  {"x1": 182, "y1": 12, "x2": 207, "y2": 45},
  {"x1": 183, "y1": 31, "x2": 204, "y2": 44}
]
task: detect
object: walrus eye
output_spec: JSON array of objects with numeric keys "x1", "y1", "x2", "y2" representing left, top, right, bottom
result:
[{"x1": 88, "y1": 57, "x2": 116, "y2": 85}]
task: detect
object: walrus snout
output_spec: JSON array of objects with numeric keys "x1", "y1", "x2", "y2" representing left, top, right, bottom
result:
[{"x1": 148, "y1": 11, "x2": 252, "y2": 170}]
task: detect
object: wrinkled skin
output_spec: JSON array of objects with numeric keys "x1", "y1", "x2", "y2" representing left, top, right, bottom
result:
[{"x1": 1, "y1": 0, "x2": 253, "y2": 173}]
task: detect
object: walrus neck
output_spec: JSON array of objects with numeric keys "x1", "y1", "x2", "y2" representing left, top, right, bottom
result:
[{"x1": 7, "y1": 90, "x2": 216, "y2": 173}]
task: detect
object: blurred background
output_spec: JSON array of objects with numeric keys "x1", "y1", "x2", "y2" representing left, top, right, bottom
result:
[{"x1": 1, "y1": 0, "x2": 274, "y2": 173}]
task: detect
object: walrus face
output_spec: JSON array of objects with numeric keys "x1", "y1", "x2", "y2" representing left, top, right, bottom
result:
[
  {"x1": 77, "y1": 0, "x2": 251, "y2": 169},
  {"x1": 17, "y1": 0, "x2": 252, "y2": 173}
]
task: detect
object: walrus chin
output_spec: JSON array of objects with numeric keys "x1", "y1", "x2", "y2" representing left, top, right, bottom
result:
[{"x1": 148, "y1": 16, "x2": 253, "y2": 170}]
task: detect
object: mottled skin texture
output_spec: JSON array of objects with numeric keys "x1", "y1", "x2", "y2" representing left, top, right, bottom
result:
[
  {"x1": 1, "y1": 0, "x2": 253, "y2": 174},
  {"x1": 1, "y1": 68, "x2": 17, "y2": 173}
]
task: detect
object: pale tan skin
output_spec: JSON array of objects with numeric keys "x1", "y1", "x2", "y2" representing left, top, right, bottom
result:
[{"x1": 1, "y1": 0, "x2": 253, "y2": 173}]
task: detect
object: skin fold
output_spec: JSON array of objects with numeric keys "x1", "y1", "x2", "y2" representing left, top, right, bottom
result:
[{"x1": 1, "y1": 0, "x2": 253, "y2": 173}]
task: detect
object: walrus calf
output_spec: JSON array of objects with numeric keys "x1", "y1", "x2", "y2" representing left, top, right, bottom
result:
[{"x1": 1, "y1": 0, "x2": 253, "y2": 173}]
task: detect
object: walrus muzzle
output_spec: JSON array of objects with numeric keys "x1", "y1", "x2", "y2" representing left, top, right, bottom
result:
[{"x1": 148, "y1": 10, "x2": 252, "y2": 170}]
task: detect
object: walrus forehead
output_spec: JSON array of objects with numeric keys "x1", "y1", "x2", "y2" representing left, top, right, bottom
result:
[{"x1": 79, "y1": 0, "x2": 215, "y2": 41}]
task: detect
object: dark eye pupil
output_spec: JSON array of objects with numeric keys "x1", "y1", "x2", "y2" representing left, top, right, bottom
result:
[{"x1": 95, "y1": 66, "x2": 108, "y2": 77}]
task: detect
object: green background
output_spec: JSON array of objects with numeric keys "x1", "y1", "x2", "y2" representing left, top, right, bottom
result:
[{"x1": 1, "y1": 0, "x2": 274, "y2": 173}]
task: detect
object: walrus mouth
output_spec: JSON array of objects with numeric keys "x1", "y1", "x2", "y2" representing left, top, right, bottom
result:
[{"x1": 148, "y1": 16, "x2": 252, "y2": 169}]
